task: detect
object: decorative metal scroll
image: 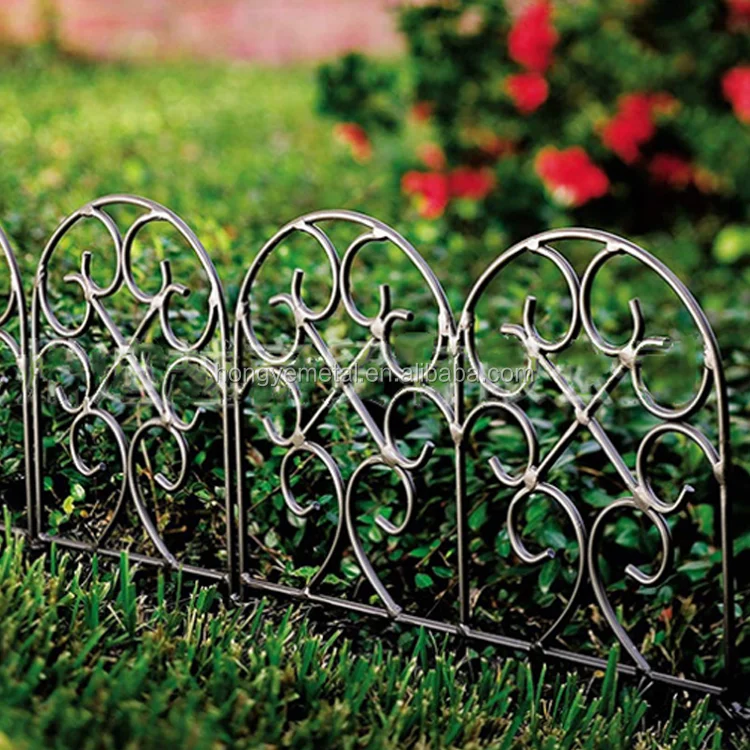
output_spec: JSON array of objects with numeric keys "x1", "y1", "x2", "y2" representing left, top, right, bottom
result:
[
  {"x1": 0, "y1": 196, "x2": 741, "y2": 711},
  {"x1": 234, "y1": 213, "x2": 735, "y2": 704},
  {"x1": 30, "y1": 195, "x2": 233, "y2": 584},
  {"x1": 459, "y1": 229, "x2": 732, "y2": 693}
]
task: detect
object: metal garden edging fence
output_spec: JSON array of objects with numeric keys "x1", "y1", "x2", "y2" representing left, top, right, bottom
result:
[{"x1": 0, "y1": 195, "x2": 743, "y2": 716}]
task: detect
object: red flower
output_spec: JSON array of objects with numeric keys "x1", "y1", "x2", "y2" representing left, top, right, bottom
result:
[
  {"x1": 649, "y1": 153, "x2": 693, "y2": 188},
  {"x1": 620, "y1": 95, "x2": 657, "y2": 138},
  {"x1": 722, "y1": 66, "x2": 750, "y2": 123},
  {"x1": 602, "y1": 119, "x2": 644, "y2": 163},
  {"x1": 402, "y1": 171, "x2": 450, "y2": 218},
  {"x1": 449, "y1": 167, "x2": 496, "y2": 200},
  {"x1": 417, "y1": 143, "x2": 447, "y2": 171},
  {"x1": 601, "y1": 92, "x2": 678, "y2": 162},
  {"x1": 402, "y1": 165, "x2": 496, "y2": 218},
  {"x1": 508, "y1": 1, "x2": 558, "y2": 73},
  {"x1": 601, "y1": 93, "x2": 655, "y2": 163},
  {"x1": 333, "y1": 123, "x2": 371, "y2": 162},
  {"x1": 411, "y1": 101, "x2": 434, "y2": 122},
  {"x1": 535, "y1": 146, "x2": 609, "y2": 207},
  {"x1": 727, "y1": 0, "x2": 750, "y2": 29},
  {"x1": 505, "y1": 72, "x2": 549, "y2": 114}
]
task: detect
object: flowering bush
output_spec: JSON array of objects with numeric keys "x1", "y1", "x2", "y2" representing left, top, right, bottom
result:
[
  {"x1": 333, "y1": 122, "x2": 372, "y2": 162},
  {"x1": 535, "y1": 146, "x2": 609, "y2": 207},
  {"x1": 722, "y1": 65, "x2": 750, "y2": 122},
  {"x1": 318, "y1": 0, "x2": 750, "y2": 260}
]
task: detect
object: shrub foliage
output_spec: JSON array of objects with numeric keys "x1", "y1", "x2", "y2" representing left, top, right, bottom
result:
[{"x1": 319, "y1": 0, "x2": 750, "y2": 259}]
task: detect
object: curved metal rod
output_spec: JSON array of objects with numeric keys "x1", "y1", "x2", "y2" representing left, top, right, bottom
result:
[
  {"x1": 36, "y1": 207, "x2": 122, "y2": 339},
  {"x1": 279, "y1": 440, "x2": 346, "y2": 593},
  {"x1": 68, "y1": 406, "x2": 129, "y2": 547},
  {"x1": 235, "y1": 209, "x2": 455, "y2": 378},
  {"x1": 461, "y1": 226, "x2": 731, "y2": 679},
  {"x1": 544, "y1": 227, "x2": 732, "y2": 675},
  {"x1": 236, "y1": 217, "x2": 341, "y2": 367},
  {"x1": 127, "y1": 417, "x2": 186, "y2": 568},
  {"x1": 506, "y1": 482, "x2": 587, "y2": 645},
  {"x1": 255, "y1": 367, "x2": 304, "y2": 448},
  {"x1": 0, "y1": 224, "x2": 33, "y2": 535},
  {"x1": 581, "y1": 245, "x2": 710, "y2": 421},
  {"x1": 37, "y1": 339, "x2": 93, "y2": 415},
  {"x1": 588, "y1": 496, "x2": 672, "y2": 674},
  {"x1": 463, "y1": 400, "x2": 539, "y2": 488},
  {"x1": 382, "y1": 384, "x2": 454, "y2": 471},
  {"x1": 31, "y1": 195, "x2": 232, "y2": 585},
  {"x1": 34, "y1": 194, "x2": 229, "y2": 359},
  {"x1": 634, "y1": 421, "x2": 720, "y2": 514},
  {"x1": 233, "y1": 210, "x2": 457, "y2": 601},
  {"x1": 160, "y1": 355, "x2": 220, "y2": 432},
  {"x1": 338, "y1": 227, "x2": 450, "y2": 381},
  {"x1": 344, "y1": 455, "x2": 416, "y2": 617},
  {"x1": 461, "y1": 240, "x2": 580, "y2": 400},
  {"x1": 0, "y1": 229, "x2": 26, "y2": 327}
]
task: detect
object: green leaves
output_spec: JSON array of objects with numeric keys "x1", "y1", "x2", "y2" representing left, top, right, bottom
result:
[
  {"x1": 713, "y1": 224, "x2": 750, "y2": 263},
  {"x1": 468, "y1": 501, "x2": 488, "y2": 531},
  {"x1": 415, "y1": 572, "x2": 434, "y2": 589},
  {"x1": 317, "y1": 53, "x2": 401, "y2": 132}
]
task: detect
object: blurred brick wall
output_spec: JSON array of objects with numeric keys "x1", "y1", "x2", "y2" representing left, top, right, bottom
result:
[{"x1": 0, "y1": 0, "x2": 403, "y2": 63}]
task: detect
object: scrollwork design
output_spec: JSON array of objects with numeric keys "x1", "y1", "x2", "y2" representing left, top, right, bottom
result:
[
  {"x1": 345, "y1": 456, "x2": 416, "y2": 616},
  {"x1": 31, "y1": 195, "x2": 232, "y2": 585},
  {"x1": 462, "y1": 228, "x2": 732, "y2": 681},
  {"x1": 0, "y1": 199, "x2": 735, "y2": 699},
  {"x1": 235, "y1": 210, "x2": 457, "y2": 608},
  {"x1": 237, "y1": 216, "x2": 733, "y2": 688},
  {"x1": 461, "y1": 398, "x2": 585, "y2": 645}
]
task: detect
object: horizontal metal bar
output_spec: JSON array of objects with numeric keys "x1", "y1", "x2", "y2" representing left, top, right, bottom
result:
[
  {"x1": 0, "y1": 524, "x2": 29, "y2": 538},
  {"x1": 240, "y1": 573, "x2": 724, "y2": 697},
  {"x1": 39, "y1": 534, "x2": 229, "y2": 583}
]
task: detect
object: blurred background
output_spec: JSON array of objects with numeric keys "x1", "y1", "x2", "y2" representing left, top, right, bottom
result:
[
  {"x1": 0, "y1": 0, "x2": 402, "y2": 62},
  {"x1": 0, "y1": 0, "x2": 748, "y2": 690}
]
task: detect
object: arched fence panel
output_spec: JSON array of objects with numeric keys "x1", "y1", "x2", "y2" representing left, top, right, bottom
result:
[
  {"x1": 30, "y1": 195, "x2": 234, "y2": 589},
  {"x1": 0, "y1": 195, "x2": 742, "y2": 713},
  {"x1": 233, "y1": 210, "x2": 458, "y2": 618},
  {"x1": 458, "y1": 229, "x2": 733, "y2": 697}
]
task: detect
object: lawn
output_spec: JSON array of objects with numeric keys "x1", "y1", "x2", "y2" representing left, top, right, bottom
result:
[
  {"x1": 0, "y1": 49, "x2": 410, "y2": 279},
  {"x1": 0, "y1": 526, "x2": 732, "y2": 749},
  {"x1": 0, "y1": 48, "x2": 748, "y2": 748}
]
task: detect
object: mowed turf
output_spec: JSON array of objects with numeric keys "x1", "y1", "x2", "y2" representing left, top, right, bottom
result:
[{"x1": 0, "y1": 522, "x2": 732, "y2": 749}]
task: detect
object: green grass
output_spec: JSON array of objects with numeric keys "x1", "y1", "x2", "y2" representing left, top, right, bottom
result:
[
  {"x1": 0, "y1": 523, "x2": 737, "y2": 749},
  {"x1": 0, "y1": 48, "x2": 403, "y2": 284},
  {"x1": 0, "y1": 48, "x2": 748, "y2": 747}
]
